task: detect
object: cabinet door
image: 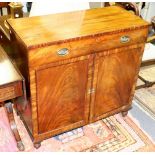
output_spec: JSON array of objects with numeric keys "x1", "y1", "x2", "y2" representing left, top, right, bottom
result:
[
  {"x1": 90, "y1": 45, "x2": 144, "y2": 122},
  {"x1": 36, "y1": 55, "x2": 92, "y2": 134}
]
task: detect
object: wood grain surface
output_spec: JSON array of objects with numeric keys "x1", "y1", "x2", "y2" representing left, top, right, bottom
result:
[
  {"x1": 7, "y1": 6, "x2": 149, "y2": 50},
  {"x1": 90, "y1": 44, "x2": 144, "y2": 121},
  {"x1": 36, "y1": 56, "x2": 90, "y2": 133},
  {"x1": 29, "y1": 28, "x2": 148, "y2": 69},
  {"x1": 0, "y1": 45, "x2": 24, "y2": 150},
  {"x1": 6, "y1": 6, "x2": 149, "y2": 146}
]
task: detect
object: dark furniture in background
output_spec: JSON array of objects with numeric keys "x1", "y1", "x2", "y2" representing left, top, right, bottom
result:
[
  {"x1": 0, "y1": 2, "x2": 10, "y2": 16},
  {"x1": 26, "y1": 2, "x2": 32, "y2": 13},
  {"x1": 9, "y1": 3, "x2": 23, "y2": 19},
  {"x1": 0, "y1": 45, "x2": 25, "y2": 151},
  {"x1": 104, "y1": 2, "x2": 140, "y2": 16}
]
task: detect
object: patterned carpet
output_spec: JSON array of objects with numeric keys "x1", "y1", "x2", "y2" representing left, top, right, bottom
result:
[{"x1": 0, "y1": 105, "x2": 155, "y2": 152}]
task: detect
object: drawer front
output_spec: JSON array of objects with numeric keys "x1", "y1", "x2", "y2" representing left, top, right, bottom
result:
[
  {"x1": 93, "y1": 28, "x2": 147, "y2": 52},
  {"x1": 0, "y1": 82, "x2": 23, "y2": 102},
  {"x1": 69, "y1": 28, "x2": 148, "y2": 52},
  {"x1": 29, "y1": 28, "x2": 148, "y2": 69}
]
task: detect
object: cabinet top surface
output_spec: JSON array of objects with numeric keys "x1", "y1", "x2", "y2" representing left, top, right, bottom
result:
[
  {"x1": 0, "y1": 46, "x2": 22, "y2": 86},
  {"x1": 7, "y1": 6, "x2": 149, "y2": 50}
]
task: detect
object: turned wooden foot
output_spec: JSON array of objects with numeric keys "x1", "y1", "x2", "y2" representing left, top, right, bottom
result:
[
  {"x1": 121, "y1": 111, "x2": 128, "y2": 117},
  {"x1": 15, "y1": 109, "x2": 20, "y2": 116},
  {"x1": 5, "y1": 102, "x2": 25, "y2": 151},
  {"x1": 13, "y1": 103, "x2": 20, "y2": 116},
  {"x1": 34, "y1": 142, "x2": 41, "y2": 149},
  {"x1": 17, "y1": 141, "x2": 25, "y2": 151}
]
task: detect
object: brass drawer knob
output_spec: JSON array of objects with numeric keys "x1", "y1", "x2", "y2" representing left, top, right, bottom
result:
[
  {"x1": 120, "y1": 36, "x2": 130, "y2": 43},
  {"x1": 57, "y1": 48, "x2": 69, "y2": 56}
]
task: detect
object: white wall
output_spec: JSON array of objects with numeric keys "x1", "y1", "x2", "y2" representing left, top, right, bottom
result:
[
  {"x1": 141, "y1": 2, "x2": 155, "y2": 22},
  {"x1": 22, "y1": 2, "x2": 27, "y2": 13},
  {"x1": 145, "y1": 2, "x2": 155, "y2": 22}
]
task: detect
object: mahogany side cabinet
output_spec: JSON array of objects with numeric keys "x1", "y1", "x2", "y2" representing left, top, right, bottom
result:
[{"x1": 6, "y1": 6, "x2": 149, "y2": 148}]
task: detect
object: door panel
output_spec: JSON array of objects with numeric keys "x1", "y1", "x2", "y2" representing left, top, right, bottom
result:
[
  {"x1": 91, "y1": 46, "x2": 144, "y2": 121},
  {"x1": 36, "y1": 56, "x2": 91, "y2": 134}
]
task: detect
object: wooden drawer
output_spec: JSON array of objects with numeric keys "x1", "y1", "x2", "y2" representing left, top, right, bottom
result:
[
  {"x1": 69, "y1": 28, "x2": 148, "y2": 51},
  {"x1": 95, "y1": 28, "x2": 147, "y2": 50},
  {"x1": 29, "y1": 28, "x2": 148, "y2": 69},
  {"x1": 0, "y1": 82, "x2": 23, "y2": 102}
]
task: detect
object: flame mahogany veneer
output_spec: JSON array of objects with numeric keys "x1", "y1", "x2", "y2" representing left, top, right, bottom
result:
[{"x1": 6, "y1": 6, "x2": 149, "y2": 148}]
